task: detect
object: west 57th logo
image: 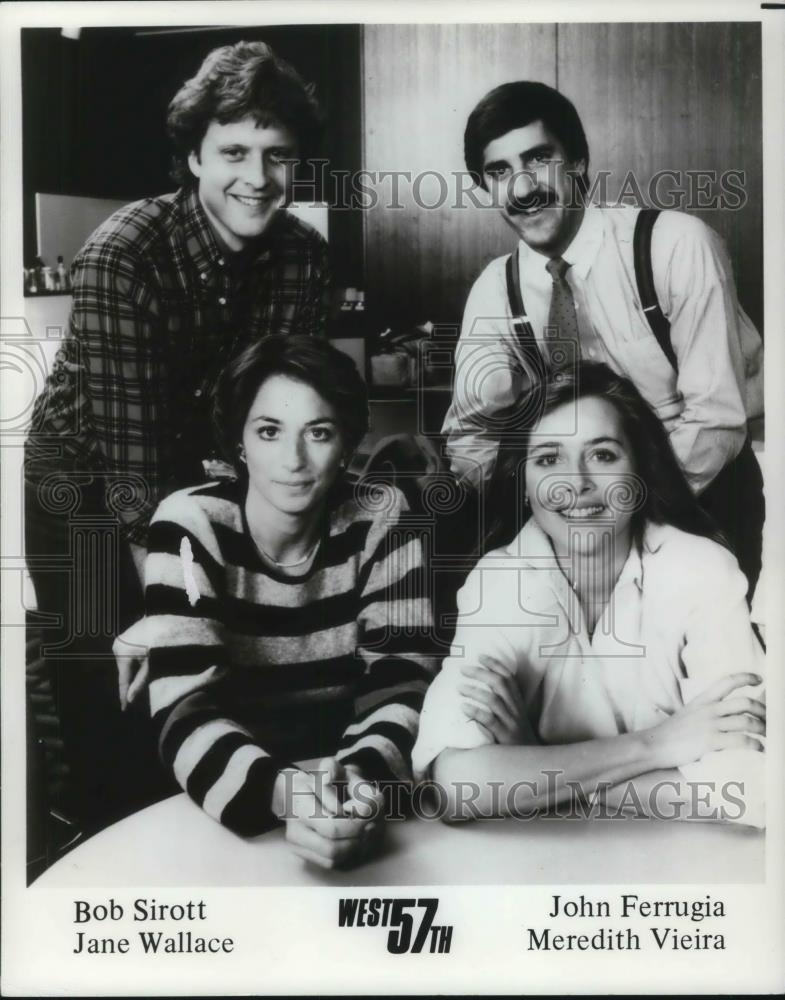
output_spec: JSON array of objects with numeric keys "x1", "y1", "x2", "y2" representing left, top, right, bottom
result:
[{"x1": 338, "y1": 898, "x2": 453, "y2": 954}]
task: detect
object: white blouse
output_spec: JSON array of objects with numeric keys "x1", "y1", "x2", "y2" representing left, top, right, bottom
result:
[{"x1": 413, "y1": 520, "x2": 765, "y2": 823}]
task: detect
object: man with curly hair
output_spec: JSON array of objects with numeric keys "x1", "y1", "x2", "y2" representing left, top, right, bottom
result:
[{"x1": 25, "y1": 42, "x2": 330, "y2": 838}]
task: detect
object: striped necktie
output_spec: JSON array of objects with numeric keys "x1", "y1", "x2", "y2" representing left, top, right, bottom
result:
[{"x1": 545, "y1": 257, "x2": 580, "y2": 352}]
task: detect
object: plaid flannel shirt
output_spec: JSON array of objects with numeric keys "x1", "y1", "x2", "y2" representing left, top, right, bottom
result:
[{"x1": 26, "y1": 187, "x2": 330, "y2": 546}]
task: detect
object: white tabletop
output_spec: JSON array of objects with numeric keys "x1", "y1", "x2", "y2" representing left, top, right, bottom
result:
[{"x1": 35, "y1": 792, "x2": 764, "y2": 888}]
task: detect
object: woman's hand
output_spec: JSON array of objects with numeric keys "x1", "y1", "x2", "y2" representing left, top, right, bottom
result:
[
  {"x1": 457, "y1": 656, "x2": 530, "y2": 745},
  {"x1": 113, "y1": 618, "x2": 150, "y2": 710},
  {"x1": 644, "y1": 672, "x2": 765, "y2": 771},
  {"x1": 275, "y1": 758, "x2": 385, "y2": 870}
]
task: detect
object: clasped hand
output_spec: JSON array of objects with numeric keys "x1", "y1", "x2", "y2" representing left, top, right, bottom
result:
[{"x1": 275, "y1": 758, "x2": 387, "y2": 870}]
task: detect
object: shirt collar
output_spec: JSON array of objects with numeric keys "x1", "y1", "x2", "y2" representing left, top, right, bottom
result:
[
  {"x1": 516, "y1": 204, "x2": 605, "y2": 282},
  {"x1": 505, "y1": 516, "x2": 646, "y2": 591},
  {"x1": 177, "y1": 186, "x2": 283, "y2": 281},
  {"x1": 616, "y1": 535, "x2": 644, "y2": 592},
  {"x1": 179, "y1": 186, "x2": 226, "y2": 277},
  {"x1": 561, "y1": 204, "x2": 605, "y2": 279}
]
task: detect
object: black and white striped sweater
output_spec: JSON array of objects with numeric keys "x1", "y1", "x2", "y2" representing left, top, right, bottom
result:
[{"x1": 144, "y1": 478, "x2": 439, "y2": 836}]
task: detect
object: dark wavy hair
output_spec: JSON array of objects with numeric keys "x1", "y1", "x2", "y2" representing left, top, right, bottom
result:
[
  {"x1": 212, "y1": 335, "x2": 369, "y2": 481},
  {"x1": 484, "y1": 362, "x2": 722, "y2": 551},
  {"x1": 167, "y1": 41, "x2": 322, "y2": 185},
  {"x1": 465, "y1": 81, "x2": 589, "y2": 195}
]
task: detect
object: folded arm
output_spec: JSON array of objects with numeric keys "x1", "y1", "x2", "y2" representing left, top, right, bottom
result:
[{"x1": 416, "y1": 549, "x2": 765, "y2": 824}]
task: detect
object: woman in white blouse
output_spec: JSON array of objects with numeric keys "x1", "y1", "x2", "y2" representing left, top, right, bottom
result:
[{"x1": 413, "y1": 363, "x2": 765, "y2": 825}]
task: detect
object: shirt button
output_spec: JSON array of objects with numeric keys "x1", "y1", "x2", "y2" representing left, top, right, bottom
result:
[
  {"x1": 218, "y1": 297, "x2": 227, "y2": 306},
  {"x1": 200, "y1": 272, "x2": 208, "y2": 282},
  {"x1": 217, "y1": 258, "x2": 225, "y2": 267},
  {"x1": 194, "y1": 389, "x2": 203, "y2": 398},
  {"x1": 588, "y1": 348, "x2": 597, "y2": 358}
]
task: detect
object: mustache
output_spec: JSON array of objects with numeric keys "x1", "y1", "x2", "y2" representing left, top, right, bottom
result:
[{"x1": 506, "y1": 188, "x2": 557, "y2": 215}]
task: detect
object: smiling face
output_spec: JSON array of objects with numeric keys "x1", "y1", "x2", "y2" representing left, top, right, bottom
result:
[
  {"x1": 188, "y1": 117, "x2": 297, "y2": 251},
  {"x1": 482, "y1": 120, "x2": 585, "y2": 258},
  {"x1": 524, "y1": 395, "x2": 636, "y2": 560},
  {"x1": 241, "y1": 374, "x2": 346, "y2": 522}
]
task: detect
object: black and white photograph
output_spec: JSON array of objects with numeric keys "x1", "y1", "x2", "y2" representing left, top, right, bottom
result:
[{"x1": 1, "y1": 1, "x2": 783, "y2": 995}]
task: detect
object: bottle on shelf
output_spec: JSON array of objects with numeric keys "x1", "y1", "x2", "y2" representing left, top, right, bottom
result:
[
  {"x1": 340, "y1": 287, "x2": 358, "y2": 312},
  {"x1": 55, "y1": 255, "x2": 69, "y2": 292}
]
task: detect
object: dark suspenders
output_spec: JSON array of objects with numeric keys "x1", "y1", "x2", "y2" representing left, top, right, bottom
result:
[
  {"x1": 504, "y1": 245, "x2": 548, "y2": 380},
  {"x1": 633, "y1": 207, "x2": 678, "y2": 372},
  {"x1": 504, "y1": 207, "x2": 678, "y2": 373}
]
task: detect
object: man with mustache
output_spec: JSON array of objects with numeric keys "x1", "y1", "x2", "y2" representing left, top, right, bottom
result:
[
  {"x1": 25, "y1": 41, "x2": 329, "y2": 839},
  {"x1": 442, "y1": 81, "x2": 764, "y2": 593}
]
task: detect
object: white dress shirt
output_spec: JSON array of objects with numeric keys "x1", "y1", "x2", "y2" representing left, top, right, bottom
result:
[
  {"x1": 443, "y1": 206, "x2": 763, "y2": 493},
  {"x1": 412, "y1": 519, "x2": 765, "y2": 824}
]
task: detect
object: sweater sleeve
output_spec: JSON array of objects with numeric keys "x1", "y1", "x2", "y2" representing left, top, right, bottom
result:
[
  {"x1": 144, "y1": 491, "x2": 294, "y2": 836},
  {"x1": 335, "y1": 486, "x2": 440, "y2": 785}
]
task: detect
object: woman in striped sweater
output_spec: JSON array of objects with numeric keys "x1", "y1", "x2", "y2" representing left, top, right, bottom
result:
[{"x1": 124, "y1": 335, "x2": 438, "y2": 868}]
